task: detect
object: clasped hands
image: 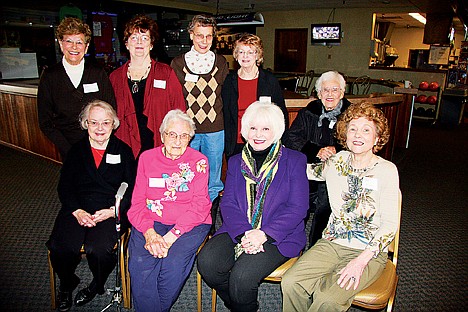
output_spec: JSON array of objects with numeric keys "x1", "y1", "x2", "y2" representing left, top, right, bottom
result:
[
  {"x1": 73, "y1": 207, "x2": 115, "y2": 227},
  {"x1": 144, "y1": 228, "x2": 178, "y2": 258},
  {"x1": 241, "y1": 229, "x2": 267, "y2": 255}
]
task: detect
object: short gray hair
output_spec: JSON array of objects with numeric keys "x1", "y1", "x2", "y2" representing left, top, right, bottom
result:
[
  {"x1": 79, "y1": 100, "x2": 119, "y2": 130},
  {"x1": 159, "y1": 109, "x2": 196, "y2": 137},
  {"x1": 241, "y1": 101, "x2": 285, "y2": 143},
  {"x1": 315, "y1": 71, "x2": 346, "y2": 93}
]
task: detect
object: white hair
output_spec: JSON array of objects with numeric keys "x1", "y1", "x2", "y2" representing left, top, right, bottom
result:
[{"x1": 240, "y1": 101, "x2": 285, "y2": 143}]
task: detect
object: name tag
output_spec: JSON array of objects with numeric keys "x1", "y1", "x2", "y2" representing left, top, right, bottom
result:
[
  {"x1": 153, "y1": 79, "x2": 167, "y2": 89},
  {"x1": 259, "y1": 96, "x2": 271, "y2": 104},
  {"x1": 106, "y1": 154, "x2": 121, "y2": 164},
  {"x1": 83, "y1": 82, "x2": 99, "y2": 93},
  {"x1": 329, "y1": 120, "x2": 336, "y2": 129},
  {"x1": 362, "y1": 177, "x2": 378, "y2": 191},
  {"x1": 185, "y1": 73, "x2": 199, "y2": 82},
  {"x1": 149, "y1": 177, "x2": 166, "y2": 188}
]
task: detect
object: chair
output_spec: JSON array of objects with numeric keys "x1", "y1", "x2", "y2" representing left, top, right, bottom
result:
[
  {"x1": 351, "y1": 190, "x2": 402, "y2": 312},
  {"x1": 350, "y1": 75, "x2": 371, "y2": 95},
  {"x1": 48, "y1": 228, "x2": 132, "y2": 310},
  {"x1": 197, "y1": 253, "x2": 301, "y2": 312},
  {"x1": 295, "y1": 70, "x2": 314, "y2": 96}
]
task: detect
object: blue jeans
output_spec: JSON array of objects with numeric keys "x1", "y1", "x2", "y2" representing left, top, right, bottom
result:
[{"x1": 190, "y1": 130, "x2": 224, "y2": 202}]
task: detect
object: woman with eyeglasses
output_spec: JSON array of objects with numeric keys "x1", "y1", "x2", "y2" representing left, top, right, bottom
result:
[
  {"x1": 127, "y1": 109, "x2": 212, "y2": 311},
  {"x1": 38, "y1": 17, "x2": 116, "y2": 161},
  {"x1": 284, "y1": 70, "x2": 352, "y2": 248},
  {"x1": 110, "y1": 14, "x2": 186, "y2": 159},
  {"x1": 46, "y1": 100, "x2": 136, "y2": 311},
  {"x1": 223, "y1": 34, "x2": 289, "y2": 159}
]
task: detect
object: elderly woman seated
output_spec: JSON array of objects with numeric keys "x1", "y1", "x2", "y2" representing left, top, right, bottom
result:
[
  {"x1": 197, "y1": 101, "x2": 309, "y2": 312},
  {"x1": 46, "y1": 100, "x2": 136, "y2": 311},
  {"x1": 281, "y1": 102, "x2": 400, "y2": 312},
  {"x1": 127, "y1": 109, "x2": 211, "y2": 312}
]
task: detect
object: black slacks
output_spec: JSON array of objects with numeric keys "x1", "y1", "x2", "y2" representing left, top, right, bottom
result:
[
  {"x1": 308, "y1": 182, "x2": 331, "y2": 248},
  {"x1": 46, "y1": 211, "x2": 118, "y2": 294},
  {"x1": 197, "y1": 233, "x2": 288, "y2": 312}
]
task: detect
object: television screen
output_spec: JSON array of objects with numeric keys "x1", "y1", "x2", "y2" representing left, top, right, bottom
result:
[{"x1": 311, "y1": 23, "x2": 341, "y2": 45}]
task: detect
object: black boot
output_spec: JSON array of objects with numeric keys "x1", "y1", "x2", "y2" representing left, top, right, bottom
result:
[
  {"x1": 74, "y1": 286, "x2": 97, "y2": 306},
  {"x1": 58, "y1": 290, "x2": 72, "y2": 311}
]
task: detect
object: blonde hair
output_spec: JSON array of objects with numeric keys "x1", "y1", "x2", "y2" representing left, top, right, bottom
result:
[
  {"x1": 233, "y1": 33, "x2": 264, "y2": 65},
  {"x1": 241, "y1": 101, "x2": 285, "y2": 143}
]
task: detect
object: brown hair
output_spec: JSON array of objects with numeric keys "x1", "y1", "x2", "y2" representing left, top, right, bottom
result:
[
  {"x1": 188, "y1": 14, "x2": 217, "y2": 36},
  {"x1": 335, "y1": 102, "x2": 389, "y2": 153},
  {"x1": 123, "y1": 14, "x2": 159, "y2": 46},
  {"x1": 233, "y1": 33, "x2": 264, "y2": 65},
  {"x1": 56, "y1": 17, "x2": 91, "y2": 44}
]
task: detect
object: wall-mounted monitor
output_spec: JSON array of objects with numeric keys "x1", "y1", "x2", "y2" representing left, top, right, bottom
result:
[{"x1": 311, "y1": 23, "x2": 341, "y2": 46}]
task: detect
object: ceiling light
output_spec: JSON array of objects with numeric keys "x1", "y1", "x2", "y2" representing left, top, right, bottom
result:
[{"x1": 409, "y1": 13, "x2": 426, "y2": 25}]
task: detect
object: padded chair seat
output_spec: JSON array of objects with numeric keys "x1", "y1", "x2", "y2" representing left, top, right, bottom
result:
[
  {"x1": 263, "y1": 256, "x2": 300, "y2": 282},
  {"x1": 353, "y1": 259, "x2": 398, "y2": 309}
]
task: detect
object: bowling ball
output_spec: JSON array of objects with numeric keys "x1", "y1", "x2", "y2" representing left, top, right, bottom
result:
[
  {"x1": 429, "y1": 81, "x2": 439, "y2": 91},
  {"x1": 416, "y1": 95, "x2": 427, "y2": 103},
  {"x1": 415, "y1": 107, "x2": 425, "y2": 116},
  {"x1": 419, "y1": 81, "x2": 429, "y2": 90},
  {"x1": 426, "y1": 108, "x2": 435, "y2": 117},
  {"x1": 426, "y1": 95, "x2": 437, "y2": 104}
]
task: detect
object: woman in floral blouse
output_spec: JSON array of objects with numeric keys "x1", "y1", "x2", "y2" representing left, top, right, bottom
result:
[
  {"x1": 127, "y1": 109, "x2": 211, "y2": 311},
  {"x1": 281, "y1": 102, "x2": 400, "y2": 312}
]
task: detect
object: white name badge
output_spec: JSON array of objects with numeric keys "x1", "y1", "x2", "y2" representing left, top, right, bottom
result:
[
  {"x1": 362, "y1": 177, "x2": 378, "y2": 191},
  {"x1": 153, "y1": 79, "x2": 167, "y2": 89},
  {"x1": 259, "y1": 96, "x2": 272, "y2": 104},
  {"x1": 149, "y1": 177, "x2": 166, "y2": 188},
  {"x1": 83, "y1": 82, "x2": 99, "y2": 93},
  {"x1": 106, "y1": 154, "x2": 121, "y2": 164},
  {"x1": 185, "y1": 73, "x2": 199, "y2": 82},
  {"x1": 329, "y1": 120, "x2": 336, "y2": 129}
]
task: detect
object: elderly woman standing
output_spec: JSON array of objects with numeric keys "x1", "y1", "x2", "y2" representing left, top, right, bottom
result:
[
  {"x1": 110, "y1": 15, "x2": 186, "y2": 158},
  {"x1": 281, "y1": 102, "x2": 400, "y2": 312},
  {"x1": 38, "y1": 17, "x2": 116, "y2": 160},
  {"x1": 46, "y1": 100, "x2": 136, "y2": 311},
  {"x1": 197, "y1": 102, "x2": 309, "y2": 312},
  {"x1": 284, "y1": 70, "x2": 352, "y2": 247},
  {"x1": 223, "y1": 34, "x2": 289, "y2": 159},
  {"x1": 127, "y1": 109, "x2": 211, "y2": 312}
]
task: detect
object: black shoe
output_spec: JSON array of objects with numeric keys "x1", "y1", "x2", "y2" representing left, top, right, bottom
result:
[
  {"x1": 74, "y1": 287, "x2": 97, "y2": 307},
  {"x1": 58, "y1": 291, "x2": 72, "y2": 312}
]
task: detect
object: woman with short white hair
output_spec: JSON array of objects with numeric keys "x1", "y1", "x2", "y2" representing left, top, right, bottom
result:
[{"x1": 198, "y1": 101, "x2": 309, "y2": 312}]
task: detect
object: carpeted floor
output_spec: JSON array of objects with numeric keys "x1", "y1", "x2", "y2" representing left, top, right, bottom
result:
[{"x1": 0, "y1": 121, "x2": 467, "y2": 311}]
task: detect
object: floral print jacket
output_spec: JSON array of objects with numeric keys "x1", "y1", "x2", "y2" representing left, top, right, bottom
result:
[{"x1": 307, "y1": 150, "x2": 400, "y2": 256}]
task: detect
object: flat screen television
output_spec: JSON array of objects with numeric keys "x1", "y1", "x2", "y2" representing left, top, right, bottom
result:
[{"x1": 311, "y1": 23, "x2": 341, "y2": 46}]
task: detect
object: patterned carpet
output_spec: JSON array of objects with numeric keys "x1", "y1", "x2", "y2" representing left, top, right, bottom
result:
[{"x1": 0, "y1": 121, "x2": 467, "y2": 311}]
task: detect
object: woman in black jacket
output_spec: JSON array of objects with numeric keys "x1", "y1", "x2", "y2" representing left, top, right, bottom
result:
[
  {"x1": 284, "y1": 70, "x2": 351, "y2": 248},
  {"x1": 222, "y1": 34, "x2": 289, "y2": 159}
]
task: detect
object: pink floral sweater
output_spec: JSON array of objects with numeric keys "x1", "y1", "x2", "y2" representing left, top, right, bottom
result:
[{"x1": 128, "y1": 146, "x2": 212, "y2": 236}]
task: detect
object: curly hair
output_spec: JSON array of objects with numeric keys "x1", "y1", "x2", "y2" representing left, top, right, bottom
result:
[
  {"x1": 123, "y1": 14, "x2": 159, "y2": 46},
  {"x1": 79, "y1": 100, "x2": 120, "y2": 130},
  {"x1": 233, "y1": 33, "x2": 264, "y2": 65},
  {"x1": 335, "y1": 102, "x2": 389, "y2": 153},
  {"x1": 56, "y1": 17, "x2": 92, "y2": 44},
  {"x1": 188, "y1": 15, "x2": 217, "y2": 36}
]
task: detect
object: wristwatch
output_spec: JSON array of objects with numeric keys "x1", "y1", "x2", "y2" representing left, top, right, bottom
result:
[{"x1": 171, "y1": 228, "x2": 182, "y2": 237}]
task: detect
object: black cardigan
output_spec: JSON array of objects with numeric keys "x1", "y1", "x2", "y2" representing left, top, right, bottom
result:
[
  {"x1": 222, "y1": 68, "x2": 289, "y2": 157},
  {"x1": 283, "y1": 98, "x2": 351, "y2": 163}
]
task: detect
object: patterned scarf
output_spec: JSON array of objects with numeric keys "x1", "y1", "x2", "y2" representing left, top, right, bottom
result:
[
  {"x1": 234, "y1": 141, "x2": 283, "y2": 259},
  {"x1": 317, "y1": 99, "x2": 343, "y2": 127}
]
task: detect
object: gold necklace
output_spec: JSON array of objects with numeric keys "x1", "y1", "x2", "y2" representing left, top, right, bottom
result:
[{"x1": 127, "y1": 64, "x2": 151, "y2": 94}]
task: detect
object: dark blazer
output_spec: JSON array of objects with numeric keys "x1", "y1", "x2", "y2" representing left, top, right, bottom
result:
[
  {"x1": 222, "y1": 68, "x2": 289, "y2": 157},
  {"x1": 216, "y1": 147, "x2": 309, "y2": 258},
  {"x1": 58, "y1": 135, "x2": 136, "y2": 229},
  {"x1": 283, "y1": 98, "x2": 351, "y2": 163}
]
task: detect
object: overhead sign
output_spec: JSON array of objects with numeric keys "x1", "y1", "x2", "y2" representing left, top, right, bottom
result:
[{"x1": 214, "y1": 12, "x2": 264, "y2": 26}]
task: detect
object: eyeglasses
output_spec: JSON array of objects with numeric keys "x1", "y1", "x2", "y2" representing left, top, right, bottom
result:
[
  {"x1": 128, "y1": 34, "x2": 151, "y2": 43},
  {"x1": 164, "y1": 131, "x2": 191, "y2": 141},
  {"x1": 86, "y1": 120, "x2": 114, "y2": 128},
  {"x1": 320, "y1": 87, "x2": 342, "y2": 95},
  {"x1": 62, "y1": 39, "x2": 86, "y2": 47},
  {"x1": 237, "y1": 50, "x2": 257, "y2": 57},
  {"x1": 193, "y1": 33, "x2": 213, "y2": 41}
]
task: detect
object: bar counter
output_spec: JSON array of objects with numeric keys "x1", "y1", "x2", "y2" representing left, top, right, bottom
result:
[{"x1": 1, "y1": 82, "x2": 405, "y2": 163}]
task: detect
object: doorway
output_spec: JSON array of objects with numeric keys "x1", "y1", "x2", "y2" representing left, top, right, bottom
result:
[{"x1": 274, "y1": 28, "x2": 308, "y2": 73}]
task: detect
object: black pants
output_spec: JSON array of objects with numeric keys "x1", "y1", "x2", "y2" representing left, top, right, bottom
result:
[
  {"x1": 46, "y1": 211, "x2": 118, "y2": 294},
  {"x1": 308, "y1": 182, "x2": 331, "y2": 248},
  {"x1": 197, "y1": 233, "x2": 288, "y2": 312}
]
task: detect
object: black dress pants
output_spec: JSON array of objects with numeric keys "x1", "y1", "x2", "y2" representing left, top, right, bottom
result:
[
  {"x1": 46, "y1": 211, "x2": 118, "y2": 294},
  {"x1": 308, "y1": 182, "x2": 331, "y2": 248},
  {"x1": 197, "y1": 233, "x2": 287, "y2": 312}
]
